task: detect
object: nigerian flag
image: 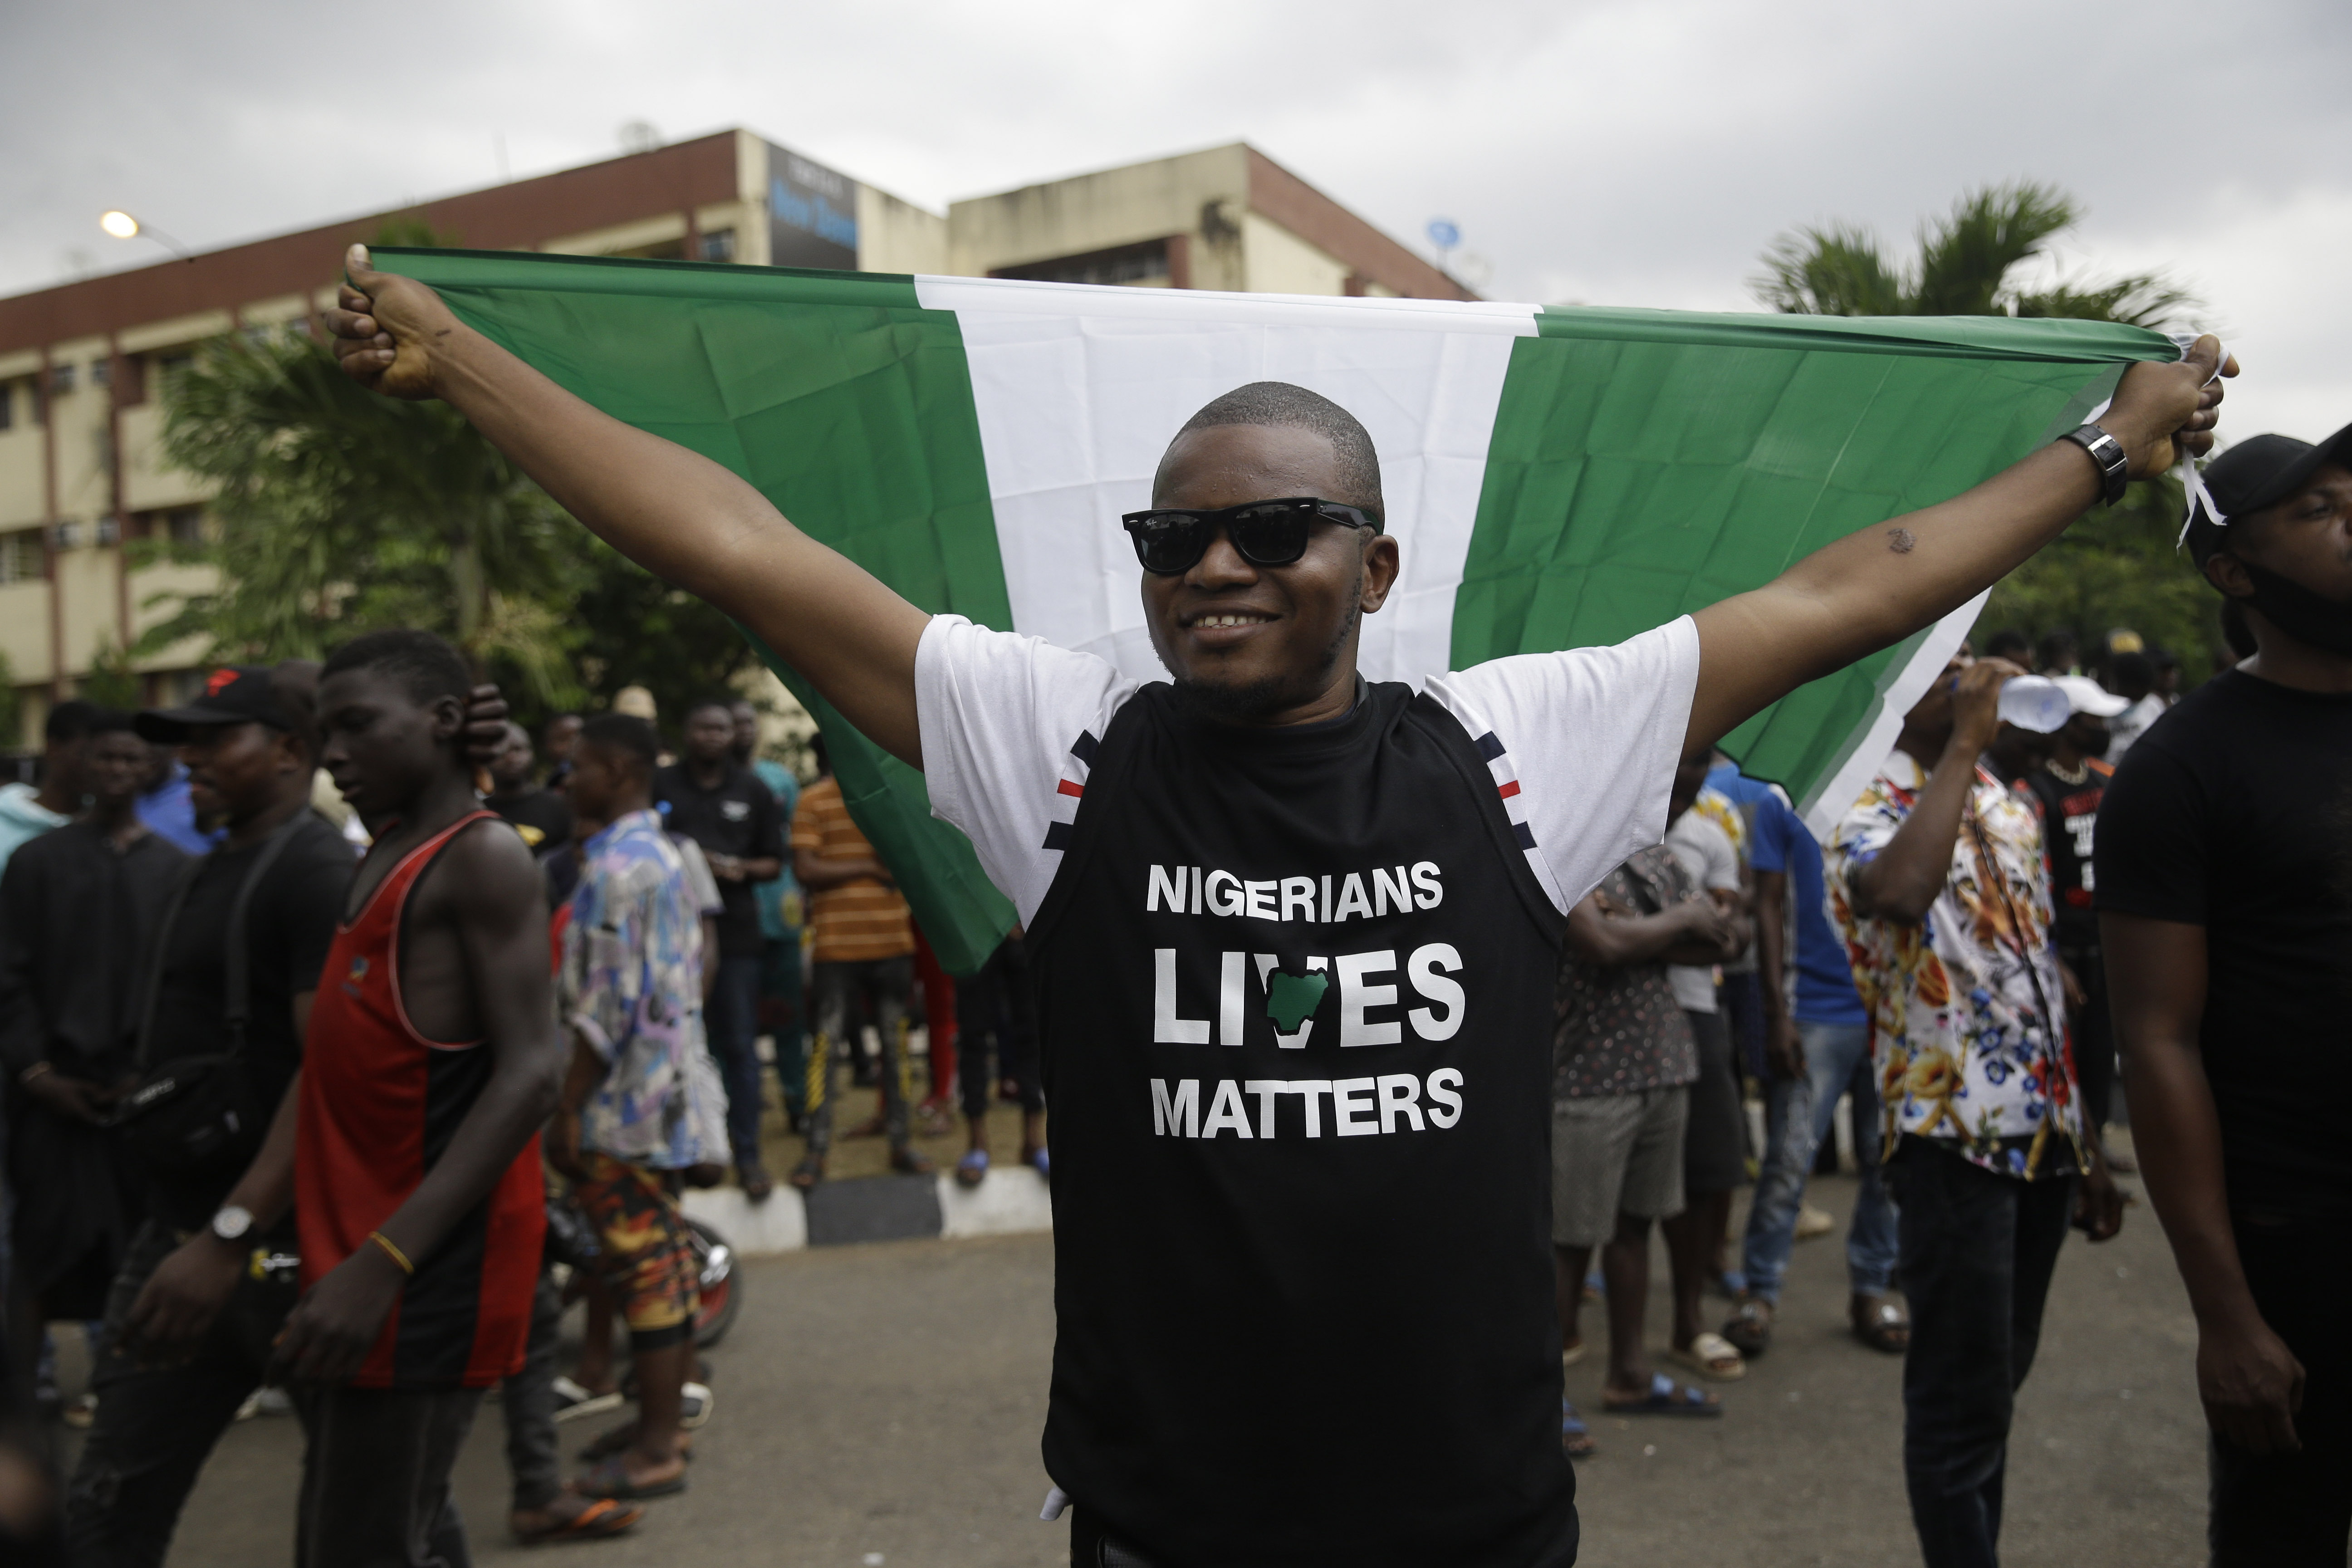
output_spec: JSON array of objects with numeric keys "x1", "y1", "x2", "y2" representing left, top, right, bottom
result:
[{"x1": 373, "y1": 248, "x2": 2179, "y2": 974}]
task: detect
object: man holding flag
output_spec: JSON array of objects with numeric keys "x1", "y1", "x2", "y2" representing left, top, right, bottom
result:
[{"x1": 328, "y1": 244, "x2": 2224, "y2": 1568}]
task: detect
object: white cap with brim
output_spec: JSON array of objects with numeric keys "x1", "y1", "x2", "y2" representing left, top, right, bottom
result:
[{"x1": 2054, "y1": 675, "x2": 2131, "y2": 719}]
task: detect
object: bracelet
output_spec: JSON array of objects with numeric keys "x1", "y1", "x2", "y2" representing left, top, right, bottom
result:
[
  {"x1": 2058, "y1": 422, "x2": 2129, "y2": 507},
  {"x1": 367, "y1": 1229, "x2": 415, "y2": 1275}
]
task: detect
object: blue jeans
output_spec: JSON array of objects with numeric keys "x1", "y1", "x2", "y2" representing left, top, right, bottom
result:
[
  {"x1": 1737, "y1": 1019, "x2": 1898, "y2": 1303},
  {"x1": 706, "y1": 952, "x2": 765, "y2": 1171},
  {"x1": 1887, "y1": 1138, "x2": 2075, "y2": 1568}
]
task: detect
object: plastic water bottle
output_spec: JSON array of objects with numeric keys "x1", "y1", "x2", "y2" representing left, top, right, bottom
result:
[{"x1": 1997, "y1": 675, "x2": 2072, "y2": 734}]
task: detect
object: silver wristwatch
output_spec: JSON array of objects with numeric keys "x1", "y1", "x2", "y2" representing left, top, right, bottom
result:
[
  {"x1": 2059, "y1": 422, "x2": 2128, "y2": 506},
  {"x1": 211, "y1": 1205, "x2": 255, "y2": 1243}
]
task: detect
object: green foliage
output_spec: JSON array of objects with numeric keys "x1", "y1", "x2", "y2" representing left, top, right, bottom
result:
[
  {"x1": 566, "y1": 538, "x2": 764, "y2": 733},
  {"x1": 136, "y1": 328, "x2": 586, "y2": 703},
  {"x1": 79, "y1": 638, "x2": 142, "y2": 709},
  {"x1": 1756, "y1": 181, "x2": 2215, "y2": 674},
  {"x1": 1754, "y1": 182, "x2": 2191, "y2": 328}
]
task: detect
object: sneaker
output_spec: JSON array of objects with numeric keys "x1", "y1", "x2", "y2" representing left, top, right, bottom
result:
[
  {"x1": 1794, "y1": 1203, "x2": 1836, "y2": 1240},
  {"x1": 235, "y1": 1386, "x2": 294, "y2": 1421},
  {"x1": 679, "y1": 1381, "x2": 715, "y2": 1429},
  {"x1": 62, "y1": 1393, "x2": 98, "y2": 1429}
]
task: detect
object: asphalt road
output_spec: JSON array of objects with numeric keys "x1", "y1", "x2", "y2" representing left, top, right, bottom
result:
[{"x1": 132, "y1": 1158, "x2": 2208, "y2": 1567}]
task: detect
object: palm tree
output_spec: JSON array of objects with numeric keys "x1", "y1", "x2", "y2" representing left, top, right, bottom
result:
[
  {"x1": 1753, "y1": 181, "x2": 2193, "y2": 327},
  {"x1": 137, "y1": 326, "x2": 587, "y2": 704},
  {"x1": 1754, "y1": 183, "x2": 2218, "y2": 677}
]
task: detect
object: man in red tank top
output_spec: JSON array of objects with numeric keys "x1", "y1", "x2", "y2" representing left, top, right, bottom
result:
[{"x1": 272, "y1": 629, "x2": 561, "y2": 1568}]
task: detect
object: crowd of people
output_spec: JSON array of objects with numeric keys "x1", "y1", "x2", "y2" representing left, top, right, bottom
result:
[
  {"x1": 0, "y1": 638, "x2": 1044, "y2": 1563},
  {"x1": 0, "y1": 236, "x2": 2338, "y2": 1568}
]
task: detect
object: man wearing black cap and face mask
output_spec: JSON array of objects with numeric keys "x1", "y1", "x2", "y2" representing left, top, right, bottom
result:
[
  {"x1": 63, "y1": 665, "x2": 357, "y2": 1568},
  {"x1": 2097, "y1": 421, "x2": 2352, "y2": 1564}
]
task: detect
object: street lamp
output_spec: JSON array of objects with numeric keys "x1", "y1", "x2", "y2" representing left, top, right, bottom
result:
[{"x1": 98, "y1": 211, "x2": 194, "y2": 262}]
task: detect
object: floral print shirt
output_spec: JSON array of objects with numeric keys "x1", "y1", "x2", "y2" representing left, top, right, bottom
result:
[
  {"x1": 560, "y1": 809, "x2": 730, "y2": 1169},
  {"x1": 1826, "y1": 751, "x2": 2082, "y2": 1180},
  {"x1": 1554, "y1": 845, "x2": 1700, "y2": 1100}
]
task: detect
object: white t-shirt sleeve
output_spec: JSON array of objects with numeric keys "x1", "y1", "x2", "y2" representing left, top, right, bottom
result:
[
  {"x1": 1666, "y1": 809, "x2": 1742, "y2": 895},
  {"x1": 1423, "y1": 616, "x2": 1702, "y2": 914},
  {"x1": 915, "y1": 614, "x2": 1140, "y2": 926}
]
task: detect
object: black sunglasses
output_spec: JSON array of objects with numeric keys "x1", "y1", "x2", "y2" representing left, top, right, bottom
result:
[{"x1": 1119, "y1": 497, "x2": 1382, "y2": 575}]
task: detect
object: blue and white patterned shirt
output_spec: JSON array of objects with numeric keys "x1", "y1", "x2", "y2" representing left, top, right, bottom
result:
[{"x1": 560, "y1": 809, "x2": 729, "y2": 1168}]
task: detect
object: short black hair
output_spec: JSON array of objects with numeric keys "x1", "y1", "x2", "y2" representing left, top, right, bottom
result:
[
  {"x1": 1980, "y1": 629, "x2": 2030, "y2": 663},
  {"x1": 580, "y1": 713, "x2": 659, "y2": 776},
  {"x1": 685, "y1": 695, "x2": 737, "y2": 722},
  {"x1": 1165, "y1": 382, "x2": 1384, "y2": 518},
  {"x1": 2111, "y1": 652, "x2": 2154, "y2": 688},
  {"x1": 45, "y1": 699, "x2": 103, "y2": 744},
  {"x1": 321, "y1": 629, "x2": 471, "y2": 709}
]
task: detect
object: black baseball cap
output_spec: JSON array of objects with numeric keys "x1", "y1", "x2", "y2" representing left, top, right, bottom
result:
[
  {"x1": 136, "y1": 665, "x2": 295, "y2": 743},
  {"x1": 2187, "y1": 419, "x2": 2352, "y2": 564}
]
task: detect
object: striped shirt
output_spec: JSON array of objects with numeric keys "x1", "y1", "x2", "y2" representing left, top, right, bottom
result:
[{"x1": 791, "y1": 776, "x2": 913, "y2": 963}]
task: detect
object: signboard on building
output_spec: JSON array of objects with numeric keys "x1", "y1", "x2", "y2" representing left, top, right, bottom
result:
[{"x1": 765, "y1": 143, "x2": 860, "y2": 271}]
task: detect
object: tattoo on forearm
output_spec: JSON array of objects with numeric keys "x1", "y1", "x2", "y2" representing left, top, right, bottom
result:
[{"x1": 1886, "y1": 527, "x2": 1916, "y2": 554}]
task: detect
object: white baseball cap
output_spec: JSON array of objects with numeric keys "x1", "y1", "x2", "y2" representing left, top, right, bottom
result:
[{"x1": 2054, "y1": 675, "x2": 2130, "y2": 719}]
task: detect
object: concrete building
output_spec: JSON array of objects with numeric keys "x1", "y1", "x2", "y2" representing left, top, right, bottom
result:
[{"x1": 0, "y1": 132, "x2": 1470, "y2": 746}]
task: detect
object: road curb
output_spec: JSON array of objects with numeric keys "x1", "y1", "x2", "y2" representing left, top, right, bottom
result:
[{"x1": 683, "y1": 1168, "x2": 1052, "y2": 1254}]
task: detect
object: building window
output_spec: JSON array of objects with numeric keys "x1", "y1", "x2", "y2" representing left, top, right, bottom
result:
[
  {"x1": 168, "y1": 508, "x2": 204, "y2": 546},
  {"x1": 993, "y1": 238, "x2": 1172, "y2": 289},
  {"x1": 91, "y1": 359, "x2": 112, "y2": 388},
  {"x1": 0, "y1": 529, "x2": 44, "y2": 586},
  {"x1": 47, "y1": 363, "x2": 74, "y2": 395},
  {"x1": 0, "y1": 382, "x2": 11, "y2": 431},
  {"x1": 699, "y1": 229, "x2": 736, "y2": 263}
]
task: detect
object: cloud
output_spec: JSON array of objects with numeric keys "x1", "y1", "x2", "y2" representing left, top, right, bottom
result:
[{"x1": 7, "y1": 0, "x2": 2344, "y2": 438}]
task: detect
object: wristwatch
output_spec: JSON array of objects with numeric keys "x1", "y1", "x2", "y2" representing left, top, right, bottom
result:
[
  {"x1": 2059, "y1": 422, "x2": 2129, "y2": 507},
  {"x1": 211, "y1": 1205, "x2": 255, "y2": 1243}
]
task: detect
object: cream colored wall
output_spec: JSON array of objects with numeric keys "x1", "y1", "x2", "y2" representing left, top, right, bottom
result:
[
  {"x1": 0, "y1": 582, "x2": 48, "y2": 686},
  {"x1": 127, "y1": 553, "x2": 215, "y2": 672},
  {"x1": 948, "y1": 143, "x2": 1251, "y2": 289},
  {"x1": 118, "y1": 310, "x2": 233, "y2": 357},
  {"x1": 856, "y1": 187, "x2": 948, "y2": 275},
  {"x1": 0, "y1": 397, "x2": 42, "y2": 530},
  {"x1": 1240, "y1": 212, "x2": 1351, "y2": 296},
  {"x1": 47, "y1": 338, "x2": 112, "y2": 533},
  {"x1": 55, "y1": 547, "x2": 118, "y2": 671},
  {"x1": 119, "y1": 402, "x2": 210, "y2": 513}
]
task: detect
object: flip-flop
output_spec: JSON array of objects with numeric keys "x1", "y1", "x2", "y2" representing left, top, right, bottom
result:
[
  {"x1": 580, "y1": 1426, "x2": 696, "y2": 1464},
  {"x1": 955, "y1": 1149, "x2": 990, "y2": 1188},
  {"x1": 575, "y1": 1455, "x2": 688, "y2": 1500},
  {"x1": 1561, "y1": 1340, "x2": 1589, "y2": 1368},
  {"x1": 514, "y1": 1494, "x2": 643, "y2": 1544},
  {"x1": 1602, "y1": 1372, "x2": 1723, "y2": 1417},
  {"x1": 788, "y1": 1156, "x2": 824, "y2": 1191},
  {"x1": 1024, "y1": 1146, "x2": 1050, "y2": 1178},
  {"x1": 1854, "y1": 1298, "x2": 1911, "y2": 1354},
  {"x1": 550, "y1": 1377, "x2": 623, "y2": 1423},
  {"x1": 1561, "y1": 1400, "x2": 1597, "y2": 1458},
  {"x1": 1663, "y1": 1331, "x2": 1747, "y2": 1382}
]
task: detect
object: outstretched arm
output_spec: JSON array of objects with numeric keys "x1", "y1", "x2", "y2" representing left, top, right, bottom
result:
[
  {"x1": 1685, "y1": 339, "x2": 2232, "y2": 753},
  {"x1": 270, "y1": 823, "x2": 563, "y2": 1386},
  {"x1": 326, "y1": 246, "x2": 930, "y2": 766}
]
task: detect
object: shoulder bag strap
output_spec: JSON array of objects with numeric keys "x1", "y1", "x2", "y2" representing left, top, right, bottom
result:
[
  {"x1": 221, "y1": 810, "x2": 319, "y2": 1056},
  {"x1": 133, "y1": 853, "x2": 214, "y2": 1070}
]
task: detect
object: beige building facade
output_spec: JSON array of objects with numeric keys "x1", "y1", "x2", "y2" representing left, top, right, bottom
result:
[{"x1": 0, "y1": 133, "x2": 1469, "y2": 749}]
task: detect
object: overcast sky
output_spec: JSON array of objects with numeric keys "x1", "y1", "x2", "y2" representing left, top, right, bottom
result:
[{"x1": 9, "y1": 0, "x2": 2346, "y2": 441}]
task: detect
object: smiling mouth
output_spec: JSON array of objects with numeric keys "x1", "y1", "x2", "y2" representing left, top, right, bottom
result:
[{"x1": 1185, "y1": 612, "x2": 1276, "y2": 629}]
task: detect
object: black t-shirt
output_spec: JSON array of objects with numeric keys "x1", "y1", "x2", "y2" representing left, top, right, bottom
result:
[
  {"x1": 486, "y1": 785, "x2": 573, "y2": 855},
  {"x1": 654, "y1": 762, "x2": 782, "y2": 959},
  {"x1": 142, "y1": 811, "x2": 353, "y2": 1228},
  {"x1": 2095, "y1": 670, "x2": 2352, "y2": 1218},
  {"x1": 2023, "y1": 760, "x2": 2112, "y2": 949},
  {"x1": 1029, "y1": 683, "x2": 1576, "y2": 1568}
]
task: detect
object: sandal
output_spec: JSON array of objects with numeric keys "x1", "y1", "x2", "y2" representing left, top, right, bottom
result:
[
  {"x1": 575, "y1": 1455, "x2": 687, "y2": 1500},
  {"x1": 513, "y1": 1493, "x2": 643, "y2": 1544},
  {"x1": 955, "y1": 1149, "x2": 990, "y2": 1189},
  {"x1": 1853, "y1": 1296, "x2": 1911, "y2": 1354},
  {"x1": 1602, "y1": 1372, "x2": 1723, "y2": 1417},
  {"x1": 1561, "y1": 1399, "x2": 1597, "y2": 1458},
  {"x1": 579, "y1": 1424, "x2": 697, "y2": 1464},
  {"x1": 737, "y1": 1161, "x2": 774, "y2": 1203},
  {"x1": 1024, "y1": 1146, "x2": 1050, "y2": 1178},
  {"x1": 1721, "y1": 1296, "x2": 1774, "y2": 1357},
  {"x1": 788, "y1": 1156, "x2": 824, "y2": 1191},
  {"x1": 1561, "y1": 1339, "x2": 1589, "y2": 1368},
  {"x1": 888, "y1": 1147, "x2": 936, "y2": 1176},
  {"x1": 1663, "y1": 1331, "x2": 1746, "y2": 1382},
  {"x1": 550, "y1": 1377, "x2": 623, "y2": 1423}
]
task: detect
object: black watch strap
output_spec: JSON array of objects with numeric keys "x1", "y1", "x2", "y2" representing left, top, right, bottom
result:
[{"x1": 2059, "y1": 423, "x2": 2128, "y2": 507}]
